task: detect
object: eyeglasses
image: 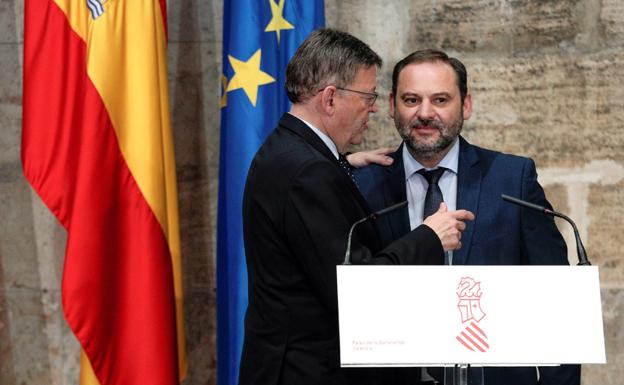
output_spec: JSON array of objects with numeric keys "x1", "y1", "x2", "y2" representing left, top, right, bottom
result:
[
  {"x1": 335, "y1": 86, "x2": 378, "y2": 106},
  {"x1": 318, "y1": 85, "x2": 379, "y2": 106}
]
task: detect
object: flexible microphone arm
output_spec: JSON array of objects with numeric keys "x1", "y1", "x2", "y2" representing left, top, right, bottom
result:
[
  {"x1": 343, "y1": 201, "x2": 408, "y2": 265},
  {"x1": 501, "y1": 194, "x2": 590, "y2": 266}
]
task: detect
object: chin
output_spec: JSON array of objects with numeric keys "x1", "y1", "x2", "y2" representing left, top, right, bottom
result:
[{"x1": 350, "y1": 137, "x2": 363, "y2": 146}]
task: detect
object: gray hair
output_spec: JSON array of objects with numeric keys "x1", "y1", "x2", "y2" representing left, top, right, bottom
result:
[{"x1": 286, "y1": 28, "x2": 382, "y2": 103}]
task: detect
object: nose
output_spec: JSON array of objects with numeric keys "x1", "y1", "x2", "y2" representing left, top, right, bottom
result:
[{"x1": 417, "y1": 100, "x2": 435, "y2": 120}]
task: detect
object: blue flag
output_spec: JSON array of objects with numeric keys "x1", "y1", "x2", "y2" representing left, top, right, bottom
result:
[{"x1": 217, "y1": 2, "x2": 325, "y2": 385}]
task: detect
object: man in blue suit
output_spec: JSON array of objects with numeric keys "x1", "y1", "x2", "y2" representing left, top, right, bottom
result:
[{"x1": 354, "y1": 50, "x2": 580, "y2": 385}]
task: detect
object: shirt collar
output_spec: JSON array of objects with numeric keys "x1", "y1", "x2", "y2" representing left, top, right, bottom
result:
[
  {"x1": 292, "y1": 113, "x2": 339, "y2": 160},
  {"x1": 403, "y1": 138, "x2": 460, "y2": 180}
]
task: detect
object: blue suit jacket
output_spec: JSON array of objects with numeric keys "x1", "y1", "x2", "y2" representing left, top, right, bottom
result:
[{"x1": 354, "y1": 136, "x2": 580, "y2": 385}]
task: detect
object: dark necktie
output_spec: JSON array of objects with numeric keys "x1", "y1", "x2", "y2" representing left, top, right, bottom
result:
[
  {"x1": 338, "y1": 154, "x2": 359, "y2": 188},
  {"x1": 418, "y1": 167, "x2": 447, "y2": 265},
  {"x1": 418, "y1": 167, "x2": 446, "y2": 218}
]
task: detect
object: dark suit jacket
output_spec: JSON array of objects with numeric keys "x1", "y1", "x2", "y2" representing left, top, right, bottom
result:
[
  {"x1": 239, "y1": 113, "x2": 445, "y2": 385},
  {"x1": 354, "y1": 137, "x2": 580, "y2": 385}
]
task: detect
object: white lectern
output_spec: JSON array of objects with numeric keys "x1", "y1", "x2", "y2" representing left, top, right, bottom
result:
[{"x1": 336, "y1": 266, "x2": 605, "y2": 384}]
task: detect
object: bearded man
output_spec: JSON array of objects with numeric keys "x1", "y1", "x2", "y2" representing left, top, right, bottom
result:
[{"x1": 354, "y1": 49, "x2": 581, "y2": 385}]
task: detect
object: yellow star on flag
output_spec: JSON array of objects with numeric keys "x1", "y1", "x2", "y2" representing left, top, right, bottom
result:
[
  {"x1": 226, "y1": 49, "x2": 275, "y2": 107},
  {"x1": 265, "y1": 0, "x2": 294, "y2": 44}
]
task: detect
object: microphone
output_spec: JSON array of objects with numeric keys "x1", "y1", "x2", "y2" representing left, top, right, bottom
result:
[
  {"x1": 343, "y1": 201, "x2": 408, "y2": 265},
  {"x1": 501, "y1": 194, "x2": 590, "y2": 265}
]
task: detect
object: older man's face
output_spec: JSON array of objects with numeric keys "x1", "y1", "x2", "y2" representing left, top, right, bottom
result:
[{"x1": 330, "y1": 66, "x2": 379, "y2": 152}]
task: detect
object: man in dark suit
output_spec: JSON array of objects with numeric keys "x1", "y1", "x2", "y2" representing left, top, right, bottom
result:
[
  {"x1": 239, "y1": 31, "x2": 474, "y2": 385},
  {"x1": 355, "y1": 49, "x2": 581, "y2": 385}
]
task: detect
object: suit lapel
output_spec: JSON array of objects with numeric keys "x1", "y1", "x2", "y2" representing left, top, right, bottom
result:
[
  {"x1": 384, "y1": 145, "x2": 411, "y2": 239},
  {"x1": 279, "y1": 113, "x2": 372, "y2": 213},
  {"x1": 454, "y1": 136, "x2": 481, "y2": 265}
]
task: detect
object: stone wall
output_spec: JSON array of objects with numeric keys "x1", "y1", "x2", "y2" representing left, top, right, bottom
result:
[{"x1": 0, "y1": 0, "x2": 621, "y2": 384}]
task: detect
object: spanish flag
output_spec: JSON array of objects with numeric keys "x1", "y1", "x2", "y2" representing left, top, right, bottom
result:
[{"x1": 22, "y1": 1, "x2": 186, "y2": 384}]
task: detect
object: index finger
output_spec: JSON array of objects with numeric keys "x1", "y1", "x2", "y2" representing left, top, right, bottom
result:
[{"x1": 450, "y1": 209, "x2": 475, "y2": 221}]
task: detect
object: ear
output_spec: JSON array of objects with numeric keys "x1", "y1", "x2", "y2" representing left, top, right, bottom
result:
[
  {"x1": 388, "y1": 92, "x2": 396, "y2": 119},
  {"x1": 462, "y1": 93, "x2": 473, "y2": 120},
  {"x1": 319, "y1": 86, "x2": 338, "y2": 116}
]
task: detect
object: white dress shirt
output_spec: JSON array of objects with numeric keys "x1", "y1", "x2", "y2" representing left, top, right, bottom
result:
[{"x1": 294, "y1": 113, "x2": 339, "y2": 160}]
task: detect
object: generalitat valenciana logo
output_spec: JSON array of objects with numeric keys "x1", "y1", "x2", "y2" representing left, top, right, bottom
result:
[{"x1": 456, "y1": 277, "x2": 489, "y2": 352}]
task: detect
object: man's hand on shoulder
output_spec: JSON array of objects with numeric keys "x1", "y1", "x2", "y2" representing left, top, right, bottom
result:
[
  {"x1": 346, "y1": 147, "x2": 394, "y2": 168},
  {"x1": 423, "y1": 203, "x2": 475, "y2": 252}
]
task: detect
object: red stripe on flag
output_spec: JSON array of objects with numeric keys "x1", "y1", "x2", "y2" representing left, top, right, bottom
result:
[
  {"x1": 456, "y1": 335, "x2": 475, "y2": 351},
  {"x1": 470, "y1": 322, "x2": 487, "y2": 338},
  {"x1": 158, "y1": 0, "x2": 168, "y2": 39},
  {"x1": 466, "y1": 327, "x2": 489, "y2": 349},
  {"x1": 22, "y1": 2, "x2": 178, "y2": 384},
  {"x1": 460, "y1": 331, "x2": 486, "y2": 352}
]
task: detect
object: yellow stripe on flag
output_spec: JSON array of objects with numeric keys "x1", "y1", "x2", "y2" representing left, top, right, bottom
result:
[
  {"x1": 52, "y1": 0, "x2": 187, "y2": 382},
  {"x1": 53, "y1": 0, "x2": 89, "y2": 41},
  {"x1": 79, "y1": 349, "x2": 99, "y2": 385}
]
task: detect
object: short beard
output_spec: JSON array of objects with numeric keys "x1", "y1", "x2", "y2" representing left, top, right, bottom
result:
[{"x1": 398, "y1": 117, "x2": 463, "y2": 160}]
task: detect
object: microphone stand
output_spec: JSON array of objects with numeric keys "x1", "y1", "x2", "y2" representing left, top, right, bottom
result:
[
  {"x1": 343, "y1": 201, "x2": 408, "y2": 265},
  {"x1": 501, "y1": 194, "x2": 591, "y2": 265}
]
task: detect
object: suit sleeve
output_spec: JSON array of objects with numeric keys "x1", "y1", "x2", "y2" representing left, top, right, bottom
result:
[
  {"x1": 284, "y1": 159, "x2": 443, "y2": 310},
  {"x1": 519, "y1": 159, "x2": 568, "y2": 265}
]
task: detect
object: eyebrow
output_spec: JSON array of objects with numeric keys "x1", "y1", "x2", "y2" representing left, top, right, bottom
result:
[{"x1": 400, "y1": 91, "x2": 453, "y2": 98}]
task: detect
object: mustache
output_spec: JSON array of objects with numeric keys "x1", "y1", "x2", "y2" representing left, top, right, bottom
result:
[{"x1": 409, "y1": 118, "x2": 445, "y2": 130}]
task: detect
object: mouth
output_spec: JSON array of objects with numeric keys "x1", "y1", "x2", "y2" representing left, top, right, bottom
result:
[{"x1": 412, "y1": 125, "x2": 439, "y2": 134}]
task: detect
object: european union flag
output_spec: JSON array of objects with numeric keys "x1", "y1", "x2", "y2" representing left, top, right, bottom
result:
[{"x1": 217, "y1": 2, "x2": 324, "y2": 385}]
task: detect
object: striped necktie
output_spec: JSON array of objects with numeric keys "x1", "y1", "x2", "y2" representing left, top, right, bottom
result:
[{"x1": 338, "y1": 154, "x2": 359, "y2": 188}]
